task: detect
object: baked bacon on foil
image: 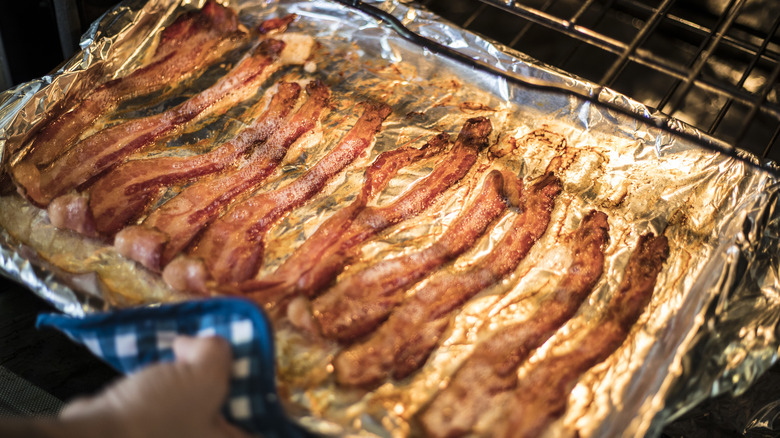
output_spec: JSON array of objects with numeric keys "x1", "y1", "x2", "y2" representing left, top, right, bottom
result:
[
  {"x1": 311, "y1": 168, "x2": 518, "y2": 342},
  {"x1": 0, "y1": 2, "x2": 681, "y2": 437},
  {"x1": 115, "y1": 79, "x2": 331, "y2": 273},
  {"x1": 7, "y1": 1, "x2": 249, "y2": 167}
]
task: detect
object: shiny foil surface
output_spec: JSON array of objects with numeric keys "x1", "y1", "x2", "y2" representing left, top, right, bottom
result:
[{"x1": 1, "y1": 1, "x2": 779, "y2": 437}]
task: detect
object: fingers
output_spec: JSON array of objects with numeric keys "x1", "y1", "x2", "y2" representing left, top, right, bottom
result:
[
  {"x1": 174, "y1": 337, "x2": 258, "y2": 438},
  {"x1": 59, "y1": 396, "x2": 96, "y2": 419},
  {"x1": 173, "y1": 335, "x2": 235, "y2": 409},
  {"x1": 59, "y1": 393, "x2": 131, "y2": 438},
  {"x1": 217, "y1": 416, "x2": 256, "y2": 438},
  {"x1": 173, "y1": 335, "x2": 234, "y2": 382},
  {"x1": 60, "y1": 336, "x2": 246, "y2": 438},
  {"x1": 174, "y1": 336, "x2": 258, "y2": 438},
  {"x1": 173, "y1": 335, "x2": 233, "y2": 369}
]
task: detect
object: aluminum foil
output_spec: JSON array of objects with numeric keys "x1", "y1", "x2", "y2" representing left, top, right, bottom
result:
[{"x1": 1, "y1": 0, "x2": 780, "y2": 437}]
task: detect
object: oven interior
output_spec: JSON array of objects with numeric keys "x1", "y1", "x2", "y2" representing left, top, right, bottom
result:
[
  {"x1": 410, "y1": 2, "x2": 780, "y2": 435},
  {"x1": 417, "y1": 0, "x2": 780, "y2": 164}
]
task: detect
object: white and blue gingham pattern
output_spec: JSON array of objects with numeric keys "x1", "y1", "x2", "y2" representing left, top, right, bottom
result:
[{"x1": 36, "y1": 297, "x2": 305, "y2": 438}]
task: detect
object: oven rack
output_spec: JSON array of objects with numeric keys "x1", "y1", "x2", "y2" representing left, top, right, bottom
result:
[{"x1": 416, "y1": 0, "x2": 780, "y2": 164}]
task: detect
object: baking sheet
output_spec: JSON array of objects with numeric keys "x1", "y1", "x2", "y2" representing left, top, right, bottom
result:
[{"x1": 1, "y1": 0, "x2": 780, "y2": 437}]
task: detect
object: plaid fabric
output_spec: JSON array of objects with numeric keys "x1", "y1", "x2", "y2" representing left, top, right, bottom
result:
[{"x1": 36, "y1": 297, "x2": 305, "y2": 438}]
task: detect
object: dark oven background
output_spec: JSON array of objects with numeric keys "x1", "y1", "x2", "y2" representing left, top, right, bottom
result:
[
  {"x1": 420, "y1": 0, "x2": 780, "y2": 163},
  {"x1": 1, "y1": 0, "x2": 779, "y2": 436},
  {"x1": 0, "y1": 0, "x2": 117, "y2": 89}
]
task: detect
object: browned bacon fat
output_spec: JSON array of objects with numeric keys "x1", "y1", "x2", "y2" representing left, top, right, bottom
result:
[
  {"x1": 418, "y1": 210, "x2": 609, "y2": 438},
  {"x1": 312, "y1": 170, "x2": 519, "y2": 342},
  {"x1": 9, "y1": 1, "x2": 245, "y2": 165},
  {"x1": 333, "y1": 170, "x2": 562, "y2": 388},
  {"x1": 114, "y1": 80, "x2": 331, "y2": 272},
  {"x1": 241, "y1": 117, "x2": 492, "y2": 308},
  {"x1": 83, "y1": 82, "x2": 302, "y2": 236},
  {"x1": 493, "y1": 233, "x2": 669, "y2": 438},
  {"x1": 171, "y1": 101, "x2": 394, "y2": 289}
]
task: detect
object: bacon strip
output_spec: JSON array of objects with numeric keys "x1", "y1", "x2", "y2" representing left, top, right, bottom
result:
[
  {"x1": 81, "y1": 82, "x2": 302, "y2": 236},
  {"x1": 312, "y1": 170, "x2": 518, "y2": 342},
  {"x1": 173, "y1": 135, "x2": 449, "y2": 295},
  {"x1": 9, "y1": 1, "x2": 246, "y2": 164},
  {"x1": 258, "y1": 14, "x2": 297, "y2": 34},
  {"x1": 170, "y1": 101, "x2": 394, "y2": 288},
  {"x1": 333, "y1": 171, "x2": 562, "y2": 388},
  {"x1": 47, "y1": 192, "x2": 98, "y2": 238},
  {"x1": 418, "y1": 210, "x2": 610, "y2": 438},
  {"x1": 241, "y1": 117, "x2": 492, "y2": 307},
  {"x1": 15, "y1": 37, "x2": 305, "y2": 206},
  {"x1": 493, "y1": 233, "x2": 669, "y2": 438},
  {"x1": 114, "y1": 80, "x2": 331, "y2": 272}
]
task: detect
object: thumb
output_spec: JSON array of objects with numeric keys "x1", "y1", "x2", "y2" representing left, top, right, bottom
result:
[
  {"x1": 173, "y1": 336, "x2": 234, "y2": 397},
  {"x1": 174, "y1": 335, "x2": 233, "y2": 365}
]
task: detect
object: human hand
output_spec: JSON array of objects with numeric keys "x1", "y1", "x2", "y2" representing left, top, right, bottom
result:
[{"x1": 59, "y1": 335, "x2": 251, "y2": 438}]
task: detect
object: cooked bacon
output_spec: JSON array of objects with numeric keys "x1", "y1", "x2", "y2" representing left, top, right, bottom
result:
[
  {"x1": 418, "y1": 210, "x2": 610, "y2": 438},
  {"x1": 162, "y1": 253, "x2": 212, "y2": 295},
  {"x1": 172, "y1": 101, "x2": 393, "y2": 288},
  {"x1": 333, "y1": 171, "x2": 562, "y2": 388},
  {"x1": 493, "y1": 233, "x2": 669, "y2": 438},
  {"x1": 248, "y1": 133, "x2": 451, "y2": 302},
  {"x1": 114, "y1": 80, "x2": 330, "y2": 272},
  {"x1": 12, "y1": 1, "x2": 245, "y2": 165},
  {"x1": 114, "y1": 226, "x2": 168, "y2": 273},
  {"x1": 14, "y1": 36, "x2": 310, "y2": 206},
  {"x1": 47, "y1": 193, "x2": 98, "y2": 238},
  {"x1": 185, "y1": 135, "x2": 447, "y2": 296},
  {"x1": 81, "y1": 82, "x2": 302, "y2": 236},
  {"x1": 312, "y1": 170, "x2": 519, "y2": 342},
  {"x1": 241, "y1": 117, "x2": 492, "y2": 307},
  {"x1": 258, "y1": 14, "x2": 297, "y2": 34},
  {"x1": 359, "y1": 134, "x2": 449, "y2": 203}
]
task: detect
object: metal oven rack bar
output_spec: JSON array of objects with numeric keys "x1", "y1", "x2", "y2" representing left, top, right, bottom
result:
[{"x1": 416, "y1": 0, "x2": 780, "y2": 163}]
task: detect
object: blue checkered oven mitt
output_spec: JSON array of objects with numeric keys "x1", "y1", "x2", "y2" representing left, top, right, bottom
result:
[{"x1": 36, "y1": 297, "x2": 307, "y2": 438}]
